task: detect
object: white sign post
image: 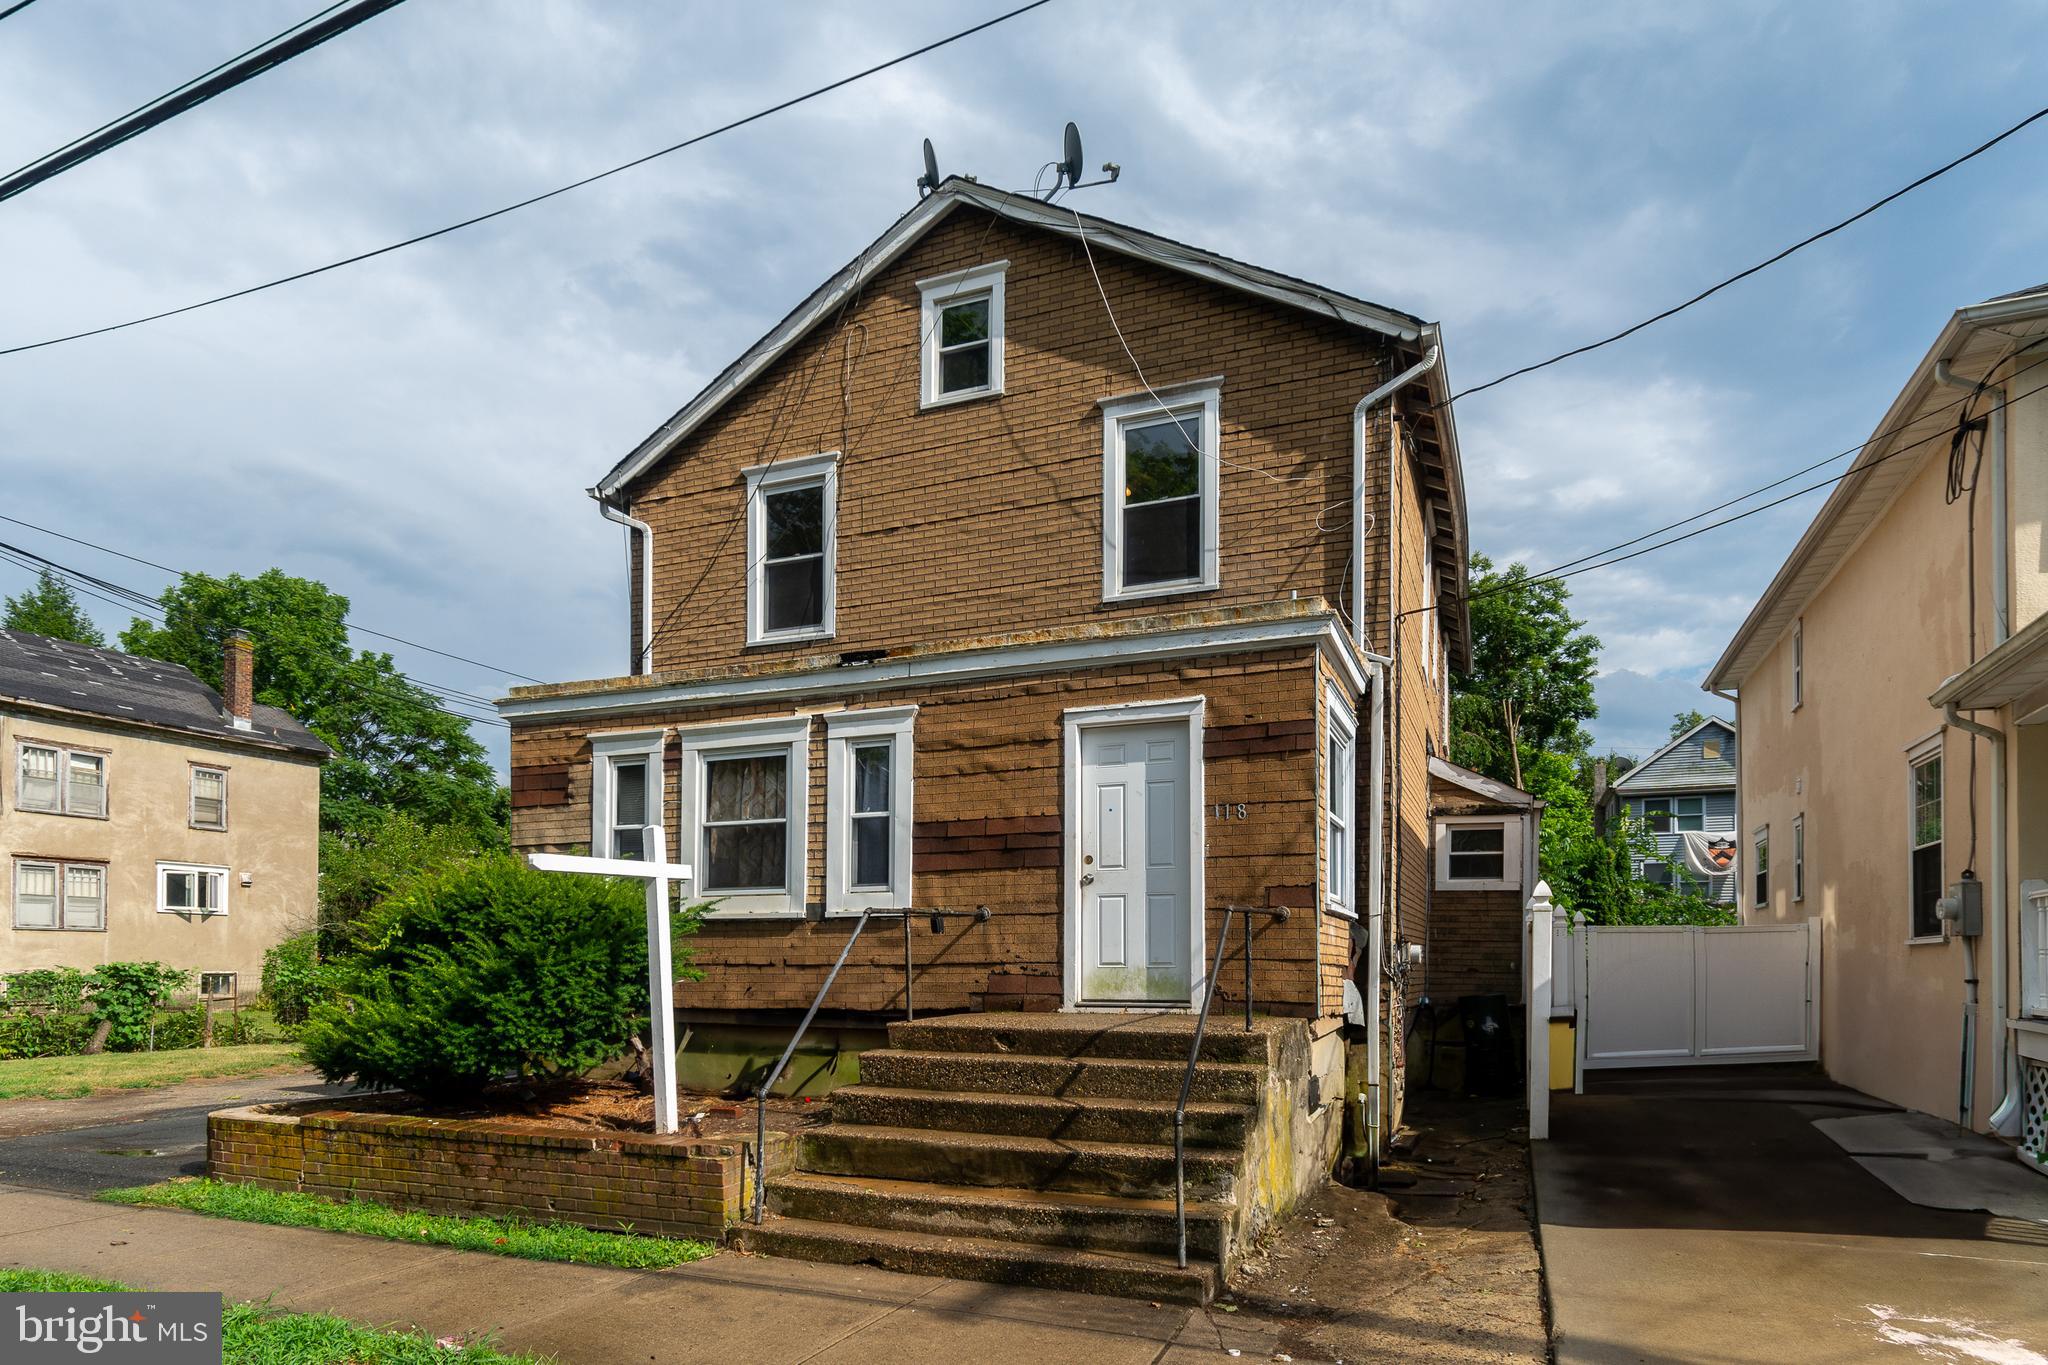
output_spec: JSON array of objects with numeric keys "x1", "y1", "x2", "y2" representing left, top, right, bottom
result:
[{"x1": 527, "y1": 826, "x2": 691, "y2": 1135}]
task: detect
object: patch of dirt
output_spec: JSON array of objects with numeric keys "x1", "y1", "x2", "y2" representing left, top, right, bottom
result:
[
  {"x1": 321, "y1": 1081, "x2": 825, "y2": 1140},
  {"x1": 1193, "y1": 1093, "x2": 1548, "y2": 1364}
]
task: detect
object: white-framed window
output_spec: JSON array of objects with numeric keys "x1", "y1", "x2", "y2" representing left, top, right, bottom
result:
[
  {"x1": 917, "y1": 260, "x2": 1007, "y2": 407},
  {"x1": 1791, "y1": 619, "x2": 1804, "y2": 710},
  {"x1": 677, "y1": 715, "x2": 811, "y2": 916},
  {"x1": 744, "y1": 452, "x2": 838, "y2": 645},
  {"x1": 590, "y1": 730, "x2": 665, "y2": 861},
  {"x1": 190, "y1": 765, "x2": 227, "y2": 830},
  {"x1": 1325, "y1": 685, "x2": 1357, "y2": 918},
  {"x1": 1909, "y1": 736, "x2": 1944, "y2": 939},
  {"x1": 1101, "y1": 385, "x2": 1221, "y2": 601},
  {"x1": 158, "y1": 862, "x2": 228, "y2": 916},
  {"x1": 1752, "y1": 826, "x2": 1769, "y2": 911},
  {"x1": 1640, "y1": 795, "x2": 1704, "y2": 832},
  {"x1": 15, "y1": 741, "x2": 106, "y2": 818},
  {"x1": 13, "y1": 859, "x2": 105, "y2": 931},
  {"x1": 198, "y1": 972, "x2": 237, "y2": 999},
  {"x1": 1435, "y1": 816, "x2": 1521, "y2": 891},
  {"x1": 1792, "y1": 814, "x2": 1805, "y2": 903},
  {"x1": 825, "y1": 707, "x2": 916, "y2": 913}
]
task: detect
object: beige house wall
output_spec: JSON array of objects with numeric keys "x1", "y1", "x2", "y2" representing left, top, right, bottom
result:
[{"x1": 1, "y1": 707, "x2": 322, "y2": 993}]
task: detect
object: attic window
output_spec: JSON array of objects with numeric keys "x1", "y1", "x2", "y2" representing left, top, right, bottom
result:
[
  {"x1": 1702, "y1": 737, "x2": 1723, "y2": 761},
  {"x1": 918, "y1": 261, "x2": 1007, "y2": 407}
]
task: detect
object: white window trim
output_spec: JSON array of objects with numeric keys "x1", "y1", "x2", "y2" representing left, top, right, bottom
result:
[
  {"x1": 15, "y1": 740, "x2": 108, "y2": 819},
  {"x1": 1752, "y1": 824, "x2": 1770, "y2": 911},
  {"x1": 189, "y1": 764, "x2": 229, "y2": 831},
  {"x1": 1434, "y1": 815, "x2": 1522, "y2": 892},
  {"x1": 590, "y1": 729, "x2": 667, "y2": 860},
  {"x1": 917, "y1": 260, "x2": 1008, "y2": 409},
  {"x1": 1790, "y1": 618, "x2": 1804, "y2": 711},
  {"x1": 677, "y1": 715, "x2": 811, "y2": 918},
  {"x1": 1325, "y1": 684, "x2": 1358, "y2": 919},
  {"x1": 12, "y1": 858, "x2": 106, "y2": 932},
  {"x1": 157, "y1": 861, "x2": 229, "y2": 917},
  {"x1": 1792, "y1": 813, "x2": 1805, "y2": 903},
  {"x1": 825, "y1": 706, "x2": 916, "y2": 915},
  {"x1": 744, "y1": 451, "x2": 839, "y2": 646},
  {"x1": 1907, "y1": 732, "x2": 1945, "y2": 944},
  {"x1": 1100, "y1": 385, "x2": 1222, "y2": 602}
]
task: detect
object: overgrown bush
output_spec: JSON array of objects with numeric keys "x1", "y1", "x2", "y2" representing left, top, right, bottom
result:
[
  {"x1": 84, "y1": 963, "x2": 190, "y2": 1052},
  {"x1": 261, "y1": 931, "x2": 325, "y2": 1027},
  {"x1": 317, "y1": 809, "x2": 504, "y2": 956},
  {"x1": 0, "y1": 1010, "x2": 95, "y2": 1060},
  {"x1": 298, "y1": 855, "x2": 702, "y2": 1101}
]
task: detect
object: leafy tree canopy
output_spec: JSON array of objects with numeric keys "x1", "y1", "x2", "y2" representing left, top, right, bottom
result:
[
  {"x1": 1669, "y1": 709, "x2": 1711, "y2": 739},
  {"x1": 119, "y1": 569, "x2": 503, "y2": 839},
  {"x1": 1449, "y1": 554, "x2": 1600, "y2": 786},
  {"x1": 3, "y1": 570, "x2": 106, "y2": 647}
]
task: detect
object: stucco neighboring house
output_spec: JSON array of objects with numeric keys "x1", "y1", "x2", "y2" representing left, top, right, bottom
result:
[
  {"x1": 1, "y1": 628, "x2": 328, "y2": 996},
  {"x1": 500, "y1": 178, "x2": 1472, "y2": 1289},
  {"x1": 1705, "y1": 283, "x2": 2048, "y2": 1150},
  {"x1": 1602, "y1": 717, "x2": 1739, "y2": 904}
]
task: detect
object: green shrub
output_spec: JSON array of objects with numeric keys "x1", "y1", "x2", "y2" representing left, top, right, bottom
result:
[
  {"x1": 261, "y1": 931, "x2": 325, "y2": 1026},
  {"x1": 148, "y1": 1009, "x2": 205, "y2": 1051},
  {"x1": 0, "y1": 1011, "x2": 95, "y2": 1060},
  {"x1": 1, "y1": 968, "x2": 89, "y2": 1012},
  {"x1": 317, "y1": 809, "x2": 504, "y2": 956},
  {"x1": 84, "y1": 963, "x2": 190, "y2": 1052},
  {"x1": 298, "y1": 855, "x2": 701, "y2": 1101},
  {"x1": 211, "y1": 1011, "x2": 270, "y2": 1046}
]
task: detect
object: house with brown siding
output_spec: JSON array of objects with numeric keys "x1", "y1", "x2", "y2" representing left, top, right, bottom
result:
[{"x1": 499, "y1": 180, "x2": 1470, "y2": 1295}]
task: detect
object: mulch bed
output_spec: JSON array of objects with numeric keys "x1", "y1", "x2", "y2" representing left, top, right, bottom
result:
[{"x1": 306, "y1": 1079, "x2": 825, "y2": 1140}]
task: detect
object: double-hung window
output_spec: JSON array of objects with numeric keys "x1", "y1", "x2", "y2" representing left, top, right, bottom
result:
[
  {"x1": 591, "y1": 731, "x2": 665, "y2": 861},
  {"x1": 1752, "y1": 827, "x2": 1770, "y2": 911},
  {"x1": 190, "y1": 765, "x2": 227, "y2": 830},
  {"x1": 159, "y1": 862, "x2": 227, "y2": 916},
  {"x1": 16, "y1": 741, "x2": 106, "y2": 817},
  {"x1": 13, "y1": 859, "x2": 104, "y2": 931},
  {"x1": 1639, "y1": 796, "x2": 1704, "y2": 833},
  {"x1": 825, "y1": 707, "x2": 915, "y2": 912},
  {"x1": 917, "y1": 261, "x2": 1006, "y2": 406},
  {"x1": 1910, "y1": 738, "x2": 1944, "y2": 939},
  {"x1": 745, "y1": 453, "x2": 838, "y2": 644},
  {"x1": 1101, "y1": 385, "x2": 1221, "y2": 601},
  {"x1": 1325, "y1": 687, "x2": 1357, "y2": 918},
  {"x1": 1792, "y1": 814, "x2": 1806, "y2": 902},
  {"x1": 679, "y1": 716, "x2": 810, "y2": 915}
]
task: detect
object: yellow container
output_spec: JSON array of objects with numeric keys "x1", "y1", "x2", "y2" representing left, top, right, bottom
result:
[{"x1": 1548, "y1": 1020, "x2": 1575, "y2": 1091}]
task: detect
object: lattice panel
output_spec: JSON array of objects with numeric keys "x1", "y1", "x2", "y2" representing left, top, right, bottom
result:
[{"x1": 2022, "y1": 1060, "x2": 2048, "y2": 1162}]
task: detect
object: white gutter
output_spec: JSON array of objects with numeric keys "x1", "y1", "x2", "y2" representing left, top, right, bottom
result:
[
  {"x1": 595, "y1": 493, "x2": 654, "y2": 677},
  {"x1": 1346, "y1": 342, "x2": 1439, "y2": 1180}
]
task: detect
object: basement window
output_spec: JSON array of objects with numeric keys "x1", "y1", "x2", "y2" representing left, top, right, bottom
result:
[
  {"x1": 918, "y1": 261, "x2": 1007, "y2": 406},
  {"x1": 825, "y1": 707, "x2": 916, "y2": 913},
  {"x1": 13, "y1": 859, "x2": 105, "y2": 931},
  {"x1": 744, "y1": 453, "x2": 838, "y2": 644},
  {"x1": 1101, "y1": 386, "x2": 1221, "y2": 601}
]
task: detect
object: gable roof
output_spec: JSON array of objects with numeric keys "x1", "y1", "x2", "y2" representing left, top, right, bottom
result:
[
  {"x1": 1611, "y1": 716, "x2": 1735, "y2": 795},
  {"x1": 1706, "y1": 284, "x2": 2048, "y2": 692},
  {"x1": 0, "y1": 629, "x2": 329, "y2": 758}
]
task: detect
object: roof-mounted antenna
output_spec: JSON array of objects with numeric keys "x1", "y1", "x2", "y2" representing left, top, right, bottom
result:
[
  {"x1": 916, "y1": 138, "x2": 941, "y2": 198},
  {"x1": 1052, "y1": 120, "x2": 1121, "y2": 195}
]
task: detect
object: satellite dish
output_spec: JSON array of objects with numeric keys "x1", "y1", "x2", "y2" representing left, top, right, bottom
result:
[
  {"x1": 917, "y1": 138, "x2": 940, "y2": 196},
  {"x1": 1060, "y1": 122, "x2": 1084, "y2": 187}
]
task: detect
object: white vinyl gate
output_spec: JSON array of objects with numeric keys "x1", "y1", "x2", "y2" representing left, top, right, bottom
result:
[{"x1": 1570, "y1": 918, "x2": 1820, "y2": 1071}]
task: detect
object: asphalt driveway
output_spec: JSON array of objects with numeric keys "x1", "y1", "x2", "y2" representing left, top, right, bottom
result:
[{"x1": 1533, "y1": 1067, "x2": 2048, "y2": 1364}]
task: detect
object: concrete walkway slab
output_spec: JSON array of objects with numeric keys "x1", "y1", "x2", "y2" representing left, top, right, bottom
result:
[{"x1": 1813, "y1": 1110, "x2": 2048, "y2": 1222}]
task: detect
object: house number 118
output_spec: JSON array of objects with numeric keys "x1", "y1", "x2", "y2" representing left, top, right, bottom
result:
[{"x1": 1212, "y1": 803, "x2": 1249, "y2": 820}]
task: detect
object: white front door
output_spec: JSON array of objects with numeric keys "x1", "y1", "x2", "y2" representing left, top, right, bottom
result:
[{"x1": 1077, "y1": 721, "x2": 1193, "y2": 1004}]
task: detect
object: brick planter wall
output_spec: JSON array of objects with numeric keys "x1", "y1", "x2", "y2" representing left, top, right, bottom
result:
[{"x1": 209, "y1": 1103, "x2": 794, "y2": 1242}]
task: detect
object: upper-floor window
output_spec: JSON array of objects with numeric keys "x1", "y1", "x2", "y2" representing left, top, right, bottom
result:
[
  {"x1": 13, "y1": 859, "x2": 104, "y2": 931},
  {"x1": 159, "y1": 862, "x2": 228, "y2": 916},
  {"x1": 591, "y1": 731, "x2": 664, "y2": 861},
  {"x1": 678, "y1": 716, "x2": 810, "y2": 916},
  {"x1": 1910, "y1": 739, "x2": 1943, "y2": 939},
  {"x1": 918, "y1": 261, "x2": 1007, "y2": 407},
  {"x1": 1792, "y1": 813, "x2": 1806, "y2": 903},
  {"x1": 190, "y1": 766, "x2": 227, "y2": 830},
  {"x1": 744, "y1": 452, "x2": 838, "y2": 645},
  {"x1": 825, "y1": 707, "x2": 915, "y2": 912},
  {"x1": 1791, "y1": 619, "x2": 1804, "y2": 710},
  {"x1": 1101, "y1": 386, "x2": 1221, "y2": 602},
  {"x1": 1641, "y1": 796, "x2": 1704, "y2": 832},
  {"x1": 16, "y1": 741, "x2": 106, "y2": 818},
  {"x1": 1753, "y1": 826, "x2": 1770, "y2": 910}
]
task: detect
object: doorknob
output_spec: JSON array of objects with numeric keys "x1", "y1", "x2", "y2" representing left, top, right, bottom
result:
[{"x1": 1079, "y1": 873, "x2": 1095, "y2": 885}]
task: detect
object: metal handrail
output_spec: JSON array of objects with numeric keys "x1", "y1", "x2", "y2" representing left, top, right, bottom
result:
[
  {"x1": 1173, "y1": 903, "x2": 1289, "y2": 1268},
  {"x1": 750, "y1": 904, "x2": 991, "y2": 1223}
]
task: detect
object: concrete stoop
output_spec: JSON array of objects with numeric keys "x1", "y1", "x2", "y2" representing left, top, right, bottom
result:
[{"x1": 737, "y1": 1012, "x2": 1317, "y2": 1305}]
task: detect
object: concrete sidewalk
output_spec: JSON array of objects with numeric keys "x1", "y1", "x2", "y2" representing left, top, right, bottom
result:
[
  {"x1": 1533, "y1": 1070, "x2": 2048, "y2": 1365},
  {"x1": 0, "y1": 1183, "x2": 1275, "y2": 1363}
]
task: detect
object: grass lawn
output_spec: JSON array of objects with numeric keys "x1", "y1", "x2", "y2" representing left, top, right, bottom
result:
[
  {"x1": 0, "y1": 1043, "x2": 305, "y2": 1102},
  {"x1": 101, "y1": 1178, "x2": 716, "y2": 1270},
  {"x1": 0, "y1": 1269, "x2": 546, "y2": 1364}
]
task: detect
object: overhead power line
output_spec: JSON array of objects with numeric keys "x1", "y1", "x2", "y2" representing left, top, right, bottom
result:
[
  {"x1": 0, "y1": 0, "x2": 1057, "y2": 359},
  {"x1": 0, "y1": 1, "x2": 43, "y2": 22},
  {"x1": 1445, "y1": 101, "x2": 2048, "y2": 407},
  {"x1": 0, "y1": 1, "x2": 406, "y2": 208}
]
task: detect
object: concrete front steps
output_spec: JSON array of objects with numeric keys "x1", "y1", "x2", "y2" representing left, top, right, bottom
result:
[{"x1": 737, "y1": 1012, "x2": 1300, "y2": 1305}]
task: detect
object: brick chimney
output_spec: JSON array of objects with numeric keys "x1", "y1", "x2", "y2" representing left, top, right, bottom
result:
[{"x1": 223, "y1": 630, "x2": 254, "y2": 730}]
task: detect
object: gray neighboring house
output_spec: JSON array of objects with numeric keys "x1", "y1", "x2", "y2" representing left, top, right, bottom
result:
[{"x1": 1602, "y1": 717, "x2": 1739, "y2": 903}]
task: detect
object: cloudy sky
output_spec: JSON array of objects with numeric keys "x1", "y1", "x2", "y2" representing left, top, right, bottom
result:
[{"x1": 2, "y1": 0, "x2": 2042, "y2": 765}]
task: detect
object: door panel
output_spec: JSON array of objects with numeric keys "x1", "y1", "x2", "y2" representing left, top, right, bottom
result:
[{"x1": 1079, "y1": 721, "x2": 1192, "y2": 1003}]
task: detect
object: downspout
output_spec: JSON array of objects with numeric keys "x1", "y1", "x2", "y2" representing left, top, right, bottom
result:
[
  {"x1": 1936, "y1": 357, "x2": 2018, "y2": 1135},
  {"x1": 1946, "y1": 702, "x2": 2006, "y2": 1134},
  {"x1": 595, "y1": 491, "x2": 654, "y2": 677},
  {"x1": 1350, "y1": 342, "x2": 1439, "y2": 1177}
]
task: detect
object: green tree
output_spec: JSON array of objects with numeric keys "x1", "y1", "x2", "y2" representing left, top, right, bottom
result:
[
  {"x1": 1669, "y1": 709, "x2": 1710, "y2": 740},
  {"x1": 317, "y1": 808, "x2": 504, "y2": 954},
  {"x1": 119, "y1": 570, "x2": 503, "y2": 838},
  {"x1": 3, "y1": 570, "x2": 106, "y2": 646},
  {"x1": 1450, "y1": 554, "x2": 1600, "y2": 787}
]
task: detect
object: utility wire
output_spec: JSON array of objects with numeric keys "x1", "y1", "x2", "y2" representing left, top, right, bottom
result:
[
  {"x1": 1445, "y1": 101, "x2": 2048, "y2": 407},
  {"x1": 0, "y1": 0, "x2": 42, "y2": 22},
  {"x1": 0, "y1": 1, "x2": 404, "y2": 207},
  {"x1": 0, "y1": 0, "x2": 1057, "y2": 359}
]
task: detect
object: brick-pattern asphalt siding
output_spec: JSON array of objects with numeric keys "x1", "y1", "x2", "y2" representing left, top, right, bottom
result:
[
  {"x1": 1426, "y1": 888, "x2": 1525, "y2": 1003},
  {"x1": 209, "y1": 1105, "x2": 790, "y2": 1242}
]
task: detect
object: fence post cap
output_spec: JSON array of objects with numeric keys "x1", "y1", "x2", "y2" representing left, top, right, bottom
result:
[{"x1": 1530, "y1": 879, "x2": 1553, "y2": 905}]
